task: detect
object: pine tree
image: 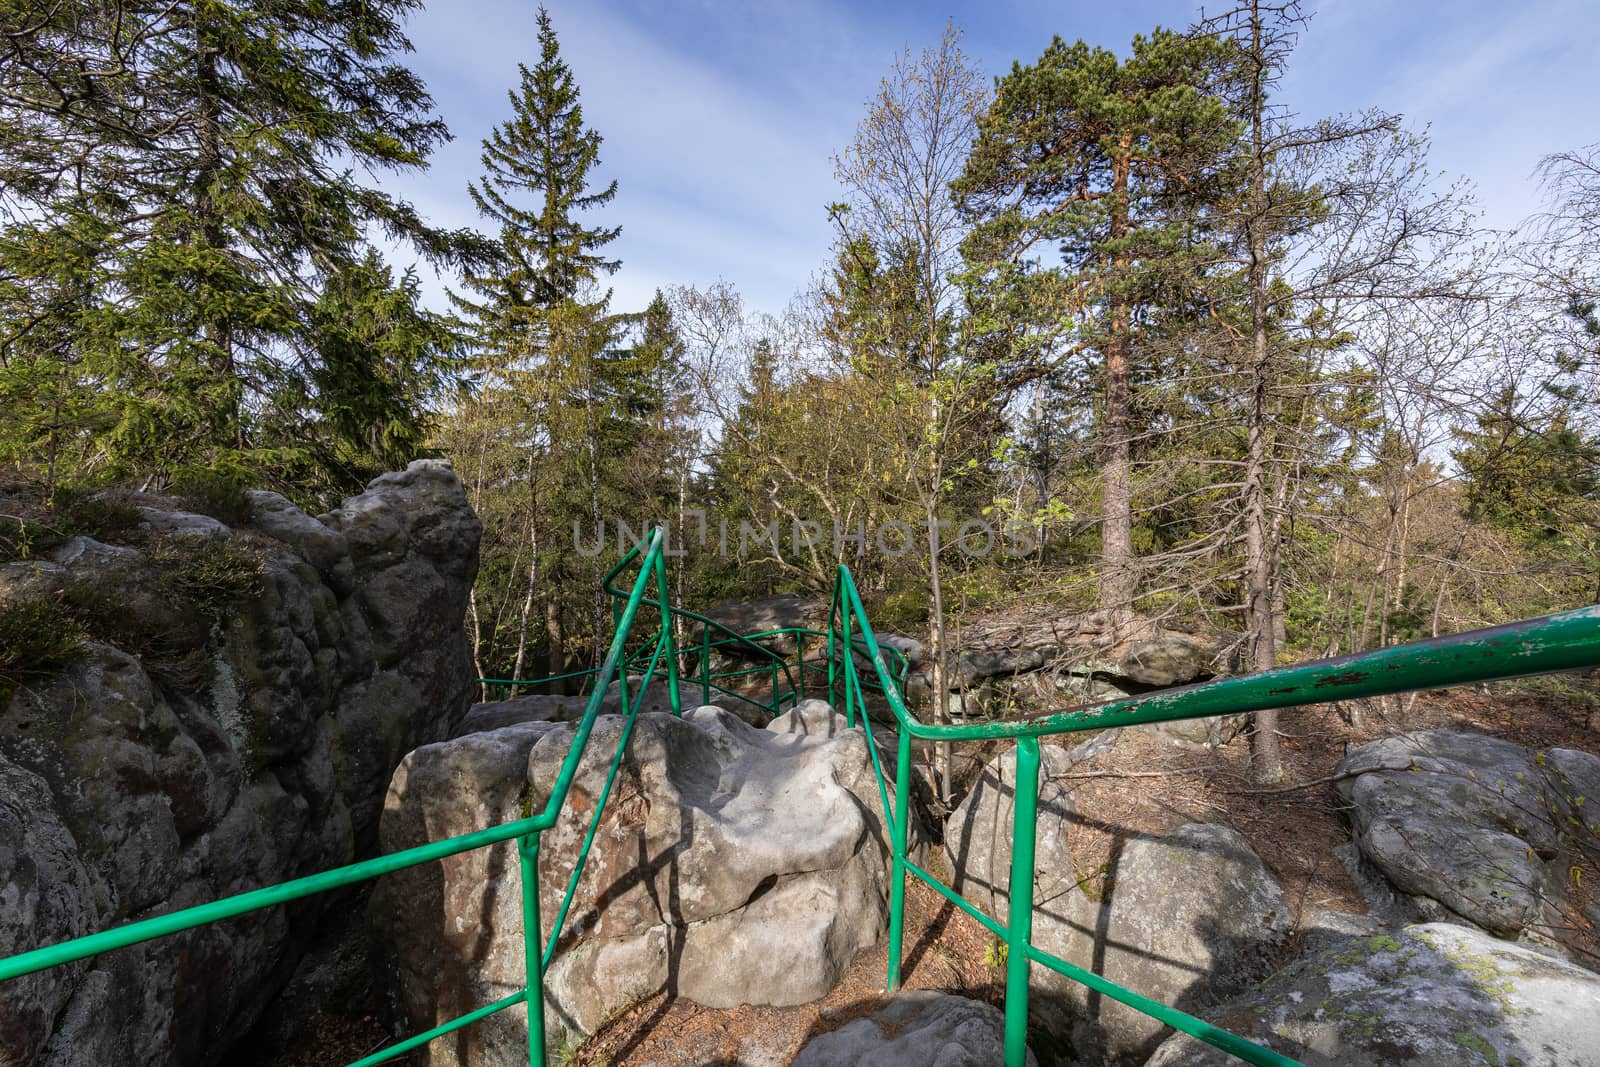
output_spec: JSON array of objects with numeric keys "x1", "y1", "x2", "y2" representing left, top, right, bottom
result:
[
  {"x1": 956, "y1": 28, "x2": 1243, "y2": 617},
  {"x1": 1454, "y1": 386, "x2": 1600, "y2": 545},
  {"x1": 0, "y1": 0, "x2": 488, "y2": 499}
]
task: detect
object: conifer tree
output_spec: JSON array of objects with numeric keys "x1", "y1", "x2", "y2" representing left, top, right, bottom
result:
[
  {"x1": 0, "y1": 0, "x2": 488, "y2": 499},
  {"x1": 452, "y1": 5, "x2": 620, "y2": 362},
  {"x1": 956, "y1": 28, "x2": 1243, "y2": 618},
  {"x1": 445, "y1": 6, "x2": 660, "y2": 676}
]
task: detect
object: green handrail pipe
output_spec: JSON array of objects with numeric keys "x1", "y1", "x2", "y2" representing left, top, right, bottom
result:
[{"x1": 5, "y1": 524, "x2": 1599, "y2": 1067}]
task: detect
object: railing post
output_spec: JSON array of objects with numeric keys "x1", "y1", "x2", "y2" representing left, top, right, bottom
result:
[
  {"x1": 652, "y1": 546, "x2": 682, "y2": 716},
  {"x1": 1004, "y1": 737, "x2": 1040, "y2": 1067},
  {"x1": 841, "y1": 607, "x2": 856, "y2": 728},
  {"x1": 885, "y1": 725, "x2": 912, "y2": 990},
  {"x1": 796, "y1": 632, "x2": 807, "y2": 700},
  {"x1": 700, "y1": 630, "x2": 711, "y2": 707},
  {"x1": 826, "y1": 621, "x2": 839, "y2": 709},
  {"x1": 519, "y1": 832, "x2": 547, "y2": 1066}
]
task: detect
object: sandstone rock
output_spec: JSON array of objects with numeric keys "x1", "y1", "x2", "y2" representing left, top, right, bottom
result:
[
  {"x1": 0, "y1": 460, "x2": 480, "y2": 1066},
  {"x1": 1139, "y1": 713, "x2": 1245, "y2": 752},
  {"x1": 944, "y1": 760, "x2": 1291, "y2": 1063},
  {"x1": 374, "y1": 703, "x2": 896, "y2": 1062},
  {"x1": 792, "y1": 991, "x2": 1037, "y2": 1067},
  {"x1": 457, "y1": 676, "x2": 731, "y2": 738},
  {"x1": 876, "y1": 633, "x2": 926, "y2": 667},
  {"x1": 1295, "y1": 907, "x2": 1387, "y2": 956},
  {"x1": 951, "y1": 646, "x2": 1049, "y2": 689},
  {"x1": 700, "y1": 593, "x2": 825, "y2": 656},
  {"x1": 369, "y1": 720, "x2": 560, "y2": 1063},
  {"x1": 456, "y1": 692, "x2": 584, "y2": 736},
  {"x1": 246, "y1": 490, "x2": 355, "y2": 592},
  {"x1": 0, "y1": 755, "x2": 97, "y2": 1065},
  {"x1": 1145, "y1": 922, "x2": 1600, "y2": 1066},
  {"x1": 944, "y1": 744, "x2": 1080, "y2": 921},
  {"x1": 1118, "y1": 635, "x2": 1213, "y2": 687},
  {"x1": 768, "y1": 697, "x2": 854, "y2": 737},
  {"x1": 1335, "y1": 731, "x2": 1600, "y2": 939},
  {"x1": 135, "y1": 506, "x2": 232, "y2": 540},
  {"x1": 1045, "y1": 823, "x2": 1292, "y2": 1064}
]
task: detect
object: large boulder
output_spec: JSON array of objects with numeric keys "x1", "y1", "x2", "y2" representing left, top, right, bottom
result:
[
  {"x1": 0, "y1": 460, "x2": 480, "y2": 1066},
  {"x1": 455, "y1": 675, "x2": 689, "y2": 737},
  {"x1": 368, "y1": 720, "x2": 561, "y2": 1060},
  {"x1": 699, "y1": 593, "x2": 825, "y2": 656},
  {"x1": 793, "y1": 991, "x2": 1037, "y2": 1067},
  {"x1": 372, "y1": 702, "x2": 897, "y2": 1063},
  {"x1": 1117, "y1": 635, "x2": 1214, "y2": 687},
  {"x1": 951, "y1": 646, "x2": 1050, "y2": 689},
  {"x1": 0, "y1": 757, "x2": 97, "y2": 1065},
  {"x1": 1335, "y1": 731, "x2": 1600, "y2": 942},
  {"x1": 1145, "y1": 922, "x2": 1600, "y2": 1066},
  {"x1": 1047, "y1": 824, "x2": 1292, "y2": 1065},
  {"x1": 944, "y1": 752, "x2": 1292, "y2": 1067},
  {"x1": 944, "y1": 744, "x2": 1080, "y2": 921},
  {"x1": 910, "y1": 616, "x2": 1231, "y2": 725}
]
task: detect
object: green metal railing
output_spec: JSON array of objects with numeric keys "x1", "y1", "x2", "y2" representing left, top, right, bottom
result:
[
  {"x1": 5, "y1": 524, "x2": 1599, "y2": 1067},
  {"x1": 0, "y1": 527, "x2": 687, "y2": 1066},
  {"x1": 821, "y1": 563, "x2": 1600, "y2": 1067}
]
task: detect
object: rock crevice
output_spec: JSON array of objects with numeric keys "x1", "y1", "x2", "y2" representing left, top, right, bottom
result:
[{"x1": 0, "y1": 460, "x2": 480, "y2": 1066}]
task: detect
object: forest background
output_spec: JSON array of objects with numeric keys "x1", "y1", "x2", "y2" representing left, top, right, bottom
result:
[{"x1": 2, "y1": 1, "x2": 1597, "y2": 785}]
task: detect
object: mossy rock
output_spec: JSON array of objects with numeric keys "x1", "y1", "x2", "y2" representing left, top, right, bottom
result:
[{"x1": 1146, "y1": 923, "x2": 1600, "y2": 1066}]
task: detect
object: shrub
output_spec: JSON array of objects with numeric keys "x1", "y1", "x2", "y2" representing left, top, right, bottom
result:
[
  {"x1": 54, "y1": 488, "x2": 143, "y2": 542},
  {"x1": 0, "y1": 597, "x2": 82, "y2": 674},
  {"x1": 0, "y1": 598, "x2": 84, "y2": 710},
  {"x1": 171, "y1": 471, "x2": 255, "y2": 527},
  {"x1": 147, "y1": 535, "x2": 266, "y2": 615}
]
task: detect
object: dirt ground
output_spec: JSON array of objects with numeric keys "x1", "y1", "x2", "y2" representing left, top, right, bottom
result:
[{"x1": 271, "y1": 678, "x2": 1600, "y2": 1066}]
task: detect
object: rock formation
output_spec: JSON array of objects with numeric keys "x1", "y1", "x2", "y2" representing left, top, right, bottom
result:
[
  {"x1": 372, "y1": 700, "x2": 900, "y2": 1063},
  {"x1": 1145, "y1": 922, "x2": 1600, "y2": 1066},
  {"x1": 944, "y1": 745, "x2": 1293, "y2": 1065},
  {"x1": 792, "y1": 991, "x2": 1037, "y2": 1067},
  {"x1": 0, "y1": 460, "x2": 480, "y2": 1066},
  {"x1": 1336, "y1": 730, "x2": 1600, "y2": 948}
]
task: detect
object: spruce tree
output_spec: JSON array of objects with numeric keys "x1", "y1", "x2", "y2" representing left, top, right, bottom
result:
[
  {"x1": 453, "y1": 5, "x2": 620, "y2": 361},
  {"x1": 0, "y1": 0, "x2": 488, "y2": 499},
  {"x1": 447, "y1": 6, "x2": 651, "y2": 675}
]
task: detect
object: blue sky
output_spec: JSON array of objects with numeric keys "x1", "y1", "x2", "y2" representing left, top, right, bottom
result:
[{"x1": 387, "y1": 0, "x2": 1598, "y2": 317}]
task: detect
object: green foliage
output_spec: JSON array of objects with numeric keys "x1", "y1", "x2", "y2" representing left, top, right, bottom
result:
[
  {"x1": 1454, "y1": 386, "x2": 1600, "y2": 545},
  {"x1": 869, "y1": 588, "x2": 930, "y2": 634},
  {"x1": 0, "y1": 597, "x2": 82, "y2": 713},
  {"x1": 0, "y1": 598, "x2": 84, "y2": 677},
  {"x1": 956, "y1": 28, "x2": 1245, "y2": 359},
  {"x1": 0, "y1": 0, "x2": 489, "y2": 502},
  {"x1": 146, "y1": 537, "x2": 266, "y2": 616},
  {"x1": 451, "y1": 4, "x2": 620, "y2": 350}
]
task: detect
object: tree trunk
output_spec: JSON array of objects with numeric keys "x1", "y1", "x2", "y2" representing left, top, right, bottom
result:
[
  {"x1": 545, "y1": 595, "x2": 565, "y2": 681},
  {"x1": 1242, "y1": 5, "x2": 1284, "y2": 784},
  {"x1": 510, "y1": 528, "x2": 539, "y2": 692},
  {"x1": 468, "y1": 588, "x2": 487, "y2": 701},
  {"x1": 926, "y1": 496, "x2": 953, "y2": 808},
  {"x1": 511, "y1": 455, "x2": 541, "y2": 691},
  {"x1": 1100, "y1": 143, "x2": 1136, "y2": 617}
]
